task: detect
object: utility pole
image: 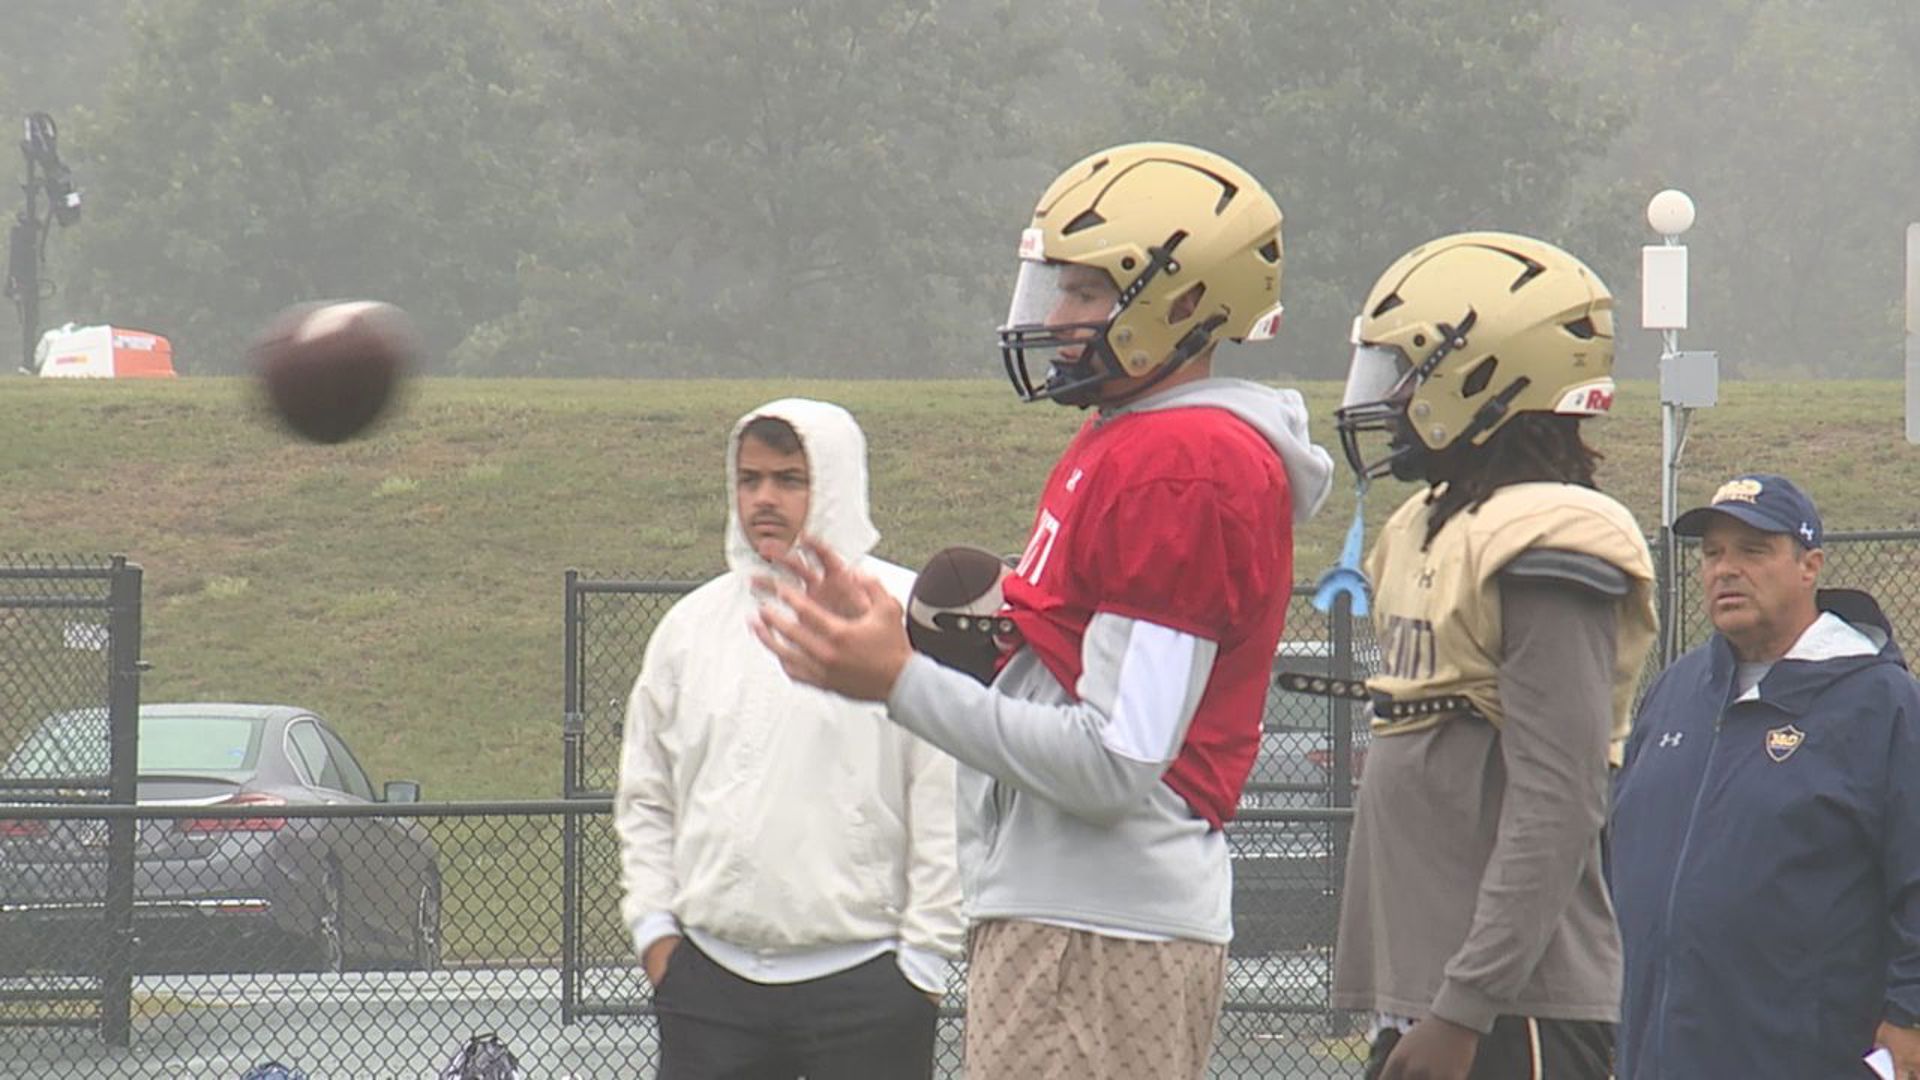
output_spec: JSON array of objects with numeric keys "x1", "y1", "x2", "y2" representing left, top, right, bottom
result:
[
  {"x1": 7, "y1": 204, "x2": 37, "y2": 373},
  {"x1": 5, "y1": 113, "x2": 82, "y2": 374},
  {"x1": 1643, "y1": 188, "x2": 1717, "y2": 665},
  {"x1": 1906, "y1": 223, "x2": 1918, "y2": 444}
]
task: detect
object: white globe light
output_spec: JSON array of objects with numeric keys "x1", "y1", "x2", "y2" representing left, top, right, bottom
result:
[{"x1": 1647, "y1": 189, "x2": 1696, "y2": 237}]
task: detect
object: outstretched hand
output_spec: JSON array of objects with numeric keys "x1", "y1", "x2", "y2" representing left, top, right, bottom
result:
[
  {"x1": 759, "y1": 538, "x2": 871, "y2": 619},
  {"x1": 752, "y1": 539, "x2": 914, "y2": 702}
]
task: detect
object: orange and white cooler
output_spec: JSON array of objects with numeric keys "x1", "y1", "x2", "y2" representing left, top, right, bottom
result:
[{"x1": 35, "y1": 323, "x2": 176, "y2": 378}]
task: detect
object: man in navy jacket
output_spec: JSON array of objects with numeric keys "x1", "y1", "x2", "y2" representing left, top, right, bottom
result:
[{"x1": 1611, "y1": 474, "x2": 1920, "y2": 1079}]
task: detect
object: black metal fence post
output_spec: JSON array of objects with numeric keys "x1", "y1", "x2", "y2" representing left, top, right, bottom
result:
[
  {"x1": 99, "y1": 558, "x2": 142, "y2": 1047},
  {"x1": 561, "y1": 569, "x2": 582, "y2": 1024},
  {"x1": 1328, "y1": 592, "x2": 1357, "y2": 1037}
]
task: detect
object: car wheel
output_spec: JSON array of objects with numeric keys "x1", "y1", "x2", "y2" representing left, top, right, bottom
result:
[
  {"x1": 410, "y1": 878, "x2": 441, "y2": 971},
  {"x1": 317, "y1": 867, "x2": 348, "y2": 974}
]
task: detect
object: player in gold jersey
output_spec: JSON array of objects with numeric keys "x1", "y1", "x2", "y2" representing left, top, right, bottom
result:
[{"x1": 1327, "y1": 233, "x2": 1657, "y2": 1080}]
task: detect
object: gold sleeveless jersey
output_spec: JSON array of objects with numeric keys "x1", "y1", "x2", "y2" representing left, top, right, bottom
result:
[{"x1": 1364, "y1": 482, "x2": 1658, "y2": 762}]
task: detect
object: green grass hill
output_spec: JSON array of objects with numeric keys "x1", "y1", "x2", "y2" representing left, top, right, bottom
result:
[{"x1": 3, "y1": 376, "x2": 1916, "y2": 798}]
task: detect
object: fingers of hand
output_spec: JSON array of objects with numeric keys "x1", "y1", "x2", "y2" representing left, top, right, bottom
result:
[
  {"x1": 773, "y1": 547, "x2": 823, "y2": 589},
  {"x1": 751, "y1": 606, "x2": 813, "y2": 657},
  {"x1": 771, "y1": 582, "x2": 840, "y2": 639},
  {"x1": 747, "y1": 610, "x2": 780, "y2": 651},
  {"x1": 803, "y1": 537, "x2": 847, "y2": 578},
  {"x1": 861, "y1": 576, "x2": 905, "y2": 618},
  {"x1": 749, "y1": 612, "x2": 827, "y2": 685}
]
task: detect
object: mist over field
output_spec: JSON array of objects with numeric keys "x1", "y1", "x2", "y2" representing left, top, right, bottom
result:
[{"x1": 3, "y1": 0, "x2": 1916, "y2": 383}]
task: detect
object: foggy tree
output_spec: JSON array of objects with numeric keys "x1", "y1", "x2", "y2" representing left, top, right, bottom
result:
[
  {"x1": 14, "y1": 0, "x2": 1914, "y2": 379},
  {"x1": 1100, "y1": 0, "x2": 1627, "y2": 378},
  {"x1": 1558, "y1": 0, "x2": 1920, "y2": 375},
  {"x1": 0, "y1": 2, "x2": 127, "y2": 370},
  {"x1": 62, "y1": 0, "x2": 562, "y2": 372},
  {"x1": 0, "y1": 1, "x2": 125, "y2": 118},
  {"x1": 464, "y1": 0, "x2": 1084, "y2": 376}
]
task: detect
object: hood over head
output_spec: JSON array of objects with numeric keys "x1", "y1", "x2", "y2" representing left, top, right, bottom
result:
[{"x1": 724, "y1": 398, "x2": 881, "y2": 574}]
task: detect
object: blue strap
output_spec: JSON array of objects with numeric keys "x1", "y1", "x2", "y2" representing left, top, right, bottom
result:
[{"x1": 1311, "y1": 487, "x2": 1372, "y2": 617}]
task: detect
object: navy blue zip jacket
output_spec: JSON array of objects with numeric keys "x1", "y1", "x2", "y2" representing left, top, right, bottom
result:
[{"x1": 1611, "y1": 590, "x2": 1920, "y2": 1079}]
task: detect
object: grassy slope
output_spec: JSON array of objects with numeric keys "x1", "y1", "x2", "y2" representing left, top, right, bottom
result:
[{"x1": 2, "y1": 376, "x2": 1915, "y2": 799}]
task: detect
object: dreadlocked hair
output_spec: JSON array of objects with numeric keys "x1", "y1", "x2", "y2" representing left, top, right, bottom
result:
[{"x1": 1422, "y1": 413, "x2": 1602, "y2": 550}]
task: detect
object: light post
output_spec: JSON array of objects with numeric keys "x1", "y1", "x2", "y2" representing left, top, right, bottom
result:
[
  {"x1": 4, "y1": 112, "x2": 82, "y2": 374},
  {"x1": 1643, "y1": 188, "x2": 1716, "y2": 663},
  {"x1": 1907, "y1": 223, "x2": 1918, "y2": 444}
]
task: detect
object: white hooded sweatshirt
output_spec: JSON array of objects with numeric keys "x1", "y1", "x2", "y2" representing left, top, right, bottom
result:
[{"x1": 615, "y1": 398, "x2": 964, "y2": 992}]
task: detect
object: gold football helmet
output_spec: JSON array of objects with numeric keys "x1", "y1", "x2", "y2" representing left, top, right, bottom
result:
[
  {"x1": 1335, "y1": 231, "x2": 1615, "y2": 481},
  {"x1": 999, "y1": 142, "x2": 1285, "y2": 406}
]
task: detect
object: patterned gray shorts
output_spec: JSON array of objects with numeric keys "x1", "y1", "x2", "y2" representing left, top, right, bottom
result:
[{"x1": 964, "y1": 918, "x2": 1228, "y2": 1080}]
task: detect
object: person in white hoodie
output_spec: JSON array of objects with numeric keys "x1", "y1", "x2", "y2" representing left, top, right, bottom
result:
[
  {"x1": 615, "y1": 398, "x2": 964, "y2": 1080},
  {"x1": 753, "y1": 144, "x2": 1333, "y2": 1080}
]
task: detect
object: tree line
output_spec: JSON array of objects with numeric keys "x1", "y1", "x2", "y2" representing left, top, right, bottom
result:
[{"x1": 2, "y1": 0, "x2": 1914, "y2": 379}]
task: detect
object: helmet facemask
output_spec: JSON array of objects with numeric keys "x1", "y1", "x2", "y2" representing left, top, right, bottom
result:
[
  {"x1": 999, "y1": 237, "x2": 1201, "y2": 408},
  {"x1": 1337, "y1": 308, "x2": 1493, "y2": 483},
  {"x1": 998, "y1": 143, "x2": 1286, "y2": 409},
  {"x1": 1334, "y1": 340, "x2": 1423, "y2": 482},
  {"x1": 999, "y1": 258, "x2": 1127, "y2": 407},
  {"x1": 1336, "y1": 301, "x2": 1554, "y2": 485}
]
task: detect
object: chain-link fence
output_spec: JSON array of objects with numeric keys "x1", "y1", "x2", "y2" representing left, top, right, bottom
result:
[
  {"x1": 12, "y1": 533, "x2": 1920, "y2": 1078},
  {"x1": 3, "y1": 801, "x2": 633, "y2": 1080},
  {"x1": 1670, "y1": 530, "x2": 1920, "y2": 658},
  {"x1": 554, "y1": 575, "x2": 1378, "y2": 1079},
  {"x1": 0, "y1": 556, "x2": 144, "y2": 1047}
]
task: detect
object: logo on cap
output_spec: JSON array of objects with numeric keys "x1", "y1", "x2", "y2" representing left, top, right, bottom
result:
[{"x1": 1712, "y1": 478, "x2": 1764, "y2": 506}]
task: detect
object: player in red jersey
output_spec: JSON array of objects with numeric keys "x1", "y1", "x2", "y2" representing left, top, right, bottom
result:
[{"x1": 754, "y1": 142, "x2": 1332, "y2": 1079}]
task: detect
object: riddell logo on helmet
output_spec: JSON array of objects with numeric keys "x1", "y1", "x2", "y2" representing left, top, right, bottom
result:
[
  {"x1": 1246, "y1": 303, "x2": 1285, "y2": 342},
  {"x1": 1017, "y1": 228, "x2": 1046, "y2": 262},
  {"x1": 1555, "y1": 383, "x2": 1615, "y2": 415}
]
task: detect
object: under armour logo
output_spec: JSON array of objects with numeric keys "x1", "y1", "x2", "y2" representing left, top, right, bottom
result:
[
  {"x1": 1418, "y1": 568, "x2": 1435, "y2": 588},
  {"x1": 1658, "y1": 732, "x2": 1684, "y2": 748},
  {"x1": 1798, "y1": 522, "x2": 1815, "y2": 544}
]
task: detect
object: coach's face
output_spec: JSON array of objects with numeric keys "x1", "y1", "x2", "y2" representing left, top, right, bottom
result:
[
  {"x1": 1698, "y1": 514, "x2": 1822, "y2": 663},
  {"x1": 736, "y1": 436, "x2": 810, "y2": 560}
]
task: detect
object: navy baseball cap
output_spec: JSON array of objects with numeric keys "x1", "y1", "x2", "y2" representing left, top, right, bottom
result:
[{"x1": 1673, "y1": 473, "x2": 1823, "y2": 548}]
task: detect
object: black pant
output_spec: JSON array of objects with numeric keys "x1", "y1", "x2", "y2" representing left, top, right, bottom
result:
[
  {"x1": 1363, "y1": 1016, "x2": 1613, "y2": 1080},
  {"x1": 653, "y1": 943, "x2": 938, "y2": 1080}
]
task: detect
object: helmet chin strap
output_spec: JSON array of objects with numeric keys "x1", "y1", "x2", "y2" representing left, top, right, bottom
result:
[
  {"x1": 1451, "y1": 376, "x2": 1533, "y2": 448},
  {"x1": 1025, "y1": 233, "x2": 1206, "y2": 409},
  {"x1": 1095, "y1": 314, "x2": 1226, "y2": 411},
  {"x1": 1041, "y1": 348, "x2": 1119, "y2": 407}
]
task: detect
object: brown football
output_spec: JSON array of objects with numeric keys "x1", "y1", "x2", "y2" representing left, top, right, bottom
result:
[
  {"x1": 907, "y1": 545, "x2": 1014, "y2": 685},
  {"x1": 251, "y1": 300, "x2": 416, "y2": 443}
]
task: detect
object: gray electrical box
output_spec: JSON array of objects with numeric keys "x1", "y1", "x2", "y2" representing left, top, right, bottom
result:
[{"x1": 1660, "y1": 349, "x2": 1718, "y2": 408}]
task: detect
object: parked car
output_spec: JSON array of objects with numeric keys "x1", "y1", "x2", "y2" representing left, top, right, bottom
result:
[
  {"x1": 0, "y1": 703, "x2": 439, "y2": 975},
  {"x1": 1227, "y1": 640, "x2": 1376, "y2": 956}
]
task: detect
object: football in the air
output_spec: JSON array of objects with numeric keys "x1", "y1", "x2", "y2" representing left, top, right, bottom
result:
[
  {"x1": 251, "y1": 300, "x2": 417, "y2": 444},
  {"x1": 907, "y1": 545, "x2": 1014, "y2": 685}
]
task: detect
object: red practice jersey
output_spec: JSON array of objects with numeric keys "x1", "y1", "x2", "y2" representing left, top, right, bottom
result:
[{"x1": 1002, "y1": 405, "x2": 1295, "y2": 828}]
